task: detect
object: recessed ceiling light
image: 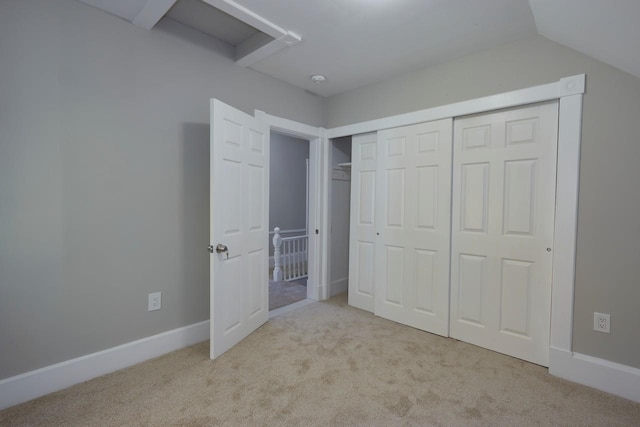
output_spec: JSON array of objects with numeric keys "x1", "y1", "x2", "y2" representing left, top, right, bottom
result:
[{"x1": 310, "y1": 74, "x2": 327, "y2": 83}]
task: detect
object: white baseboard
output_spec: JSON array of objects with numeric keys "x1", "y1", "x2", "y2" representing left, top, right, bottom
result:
[
  {"x1": 330, "y1": 277, "x2": 348, "y2": 297},
  {"x1": 0, "y1": 320, "x2": 210, "y2": 410},
  {"x1": 549, "y1": 347, "x2": 640, "y2": 403}
]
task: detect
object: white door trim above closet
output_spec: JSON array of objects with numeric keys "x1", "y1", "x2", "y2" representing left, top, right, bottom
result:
[
  {"x1": 325, "y1": 75, "x2": 584, "y2": 139},
  {"x1": 321, "y1": 75, "x2": 584, "y2": 369}
]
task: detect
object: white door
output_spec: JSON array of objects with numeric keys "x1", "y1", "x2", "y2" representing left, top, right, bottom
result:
[
  {"x1": 210, "y1": 99, "x2": 269, "y2": 359},
  {"x1": 348, "y1": 132, "x2": 377, "y2": 312},
  {"x1": 450, "y1": 102, "x2": 558, "y2": 366},
  {"x1": 374, "y1": 119, "x2": 452, "y2": 336}
]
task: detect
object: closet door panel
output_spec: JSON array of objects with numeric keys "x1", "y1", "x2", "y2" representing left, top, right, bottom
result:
[
  {"x1": 348, "y1": 133, "x2": 378, "y2": 312},
  {"x1": 374, "y1": 119, "x2": 452, "y2": 336},
  {"x1": 450, "y1": 102, "x2": 558, "y2": 366}
]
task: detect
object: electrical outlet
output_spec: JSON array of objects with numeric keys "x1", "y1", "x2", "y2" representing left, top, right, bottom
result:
[
  {"x1": 593, "y1": 312, "x2": 610, "y2": 333},
  {"x1": 148, "y1": 292, "x2": 161, "y2": 311}
]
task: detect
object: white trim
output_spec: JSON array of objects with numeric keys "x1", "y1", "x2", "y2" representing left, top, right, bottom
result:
[
  {"x1": 319, "y1": 132, "x2": 332, "y2": 301},
  {"x1": 325, "y1": 75, "x2": 585, "y2": 139},
  {"x1": 255, "y1": 111, "x2": 323, "y2": 139},
  {"x1": 550, "y1": 93, "x2": 583, "y2": 352},
  {"x1": 131, "y1": 0, "x2": 177, "y2": 30},
  {"x1": 559, "y1": 74, "x2": 587, "y2": 97},
  {"x1": 306, "y1": 158, "x2": 310, "y2": 235},
  {"x1": 549, "y1": 348, "x2": 640, "y2": 403},
  {"x1": 309, "y1": 131, "x2": 327, "y2": 301},
  {"x1": 0, "y1": 321, "x2": 209, "y2": 411},
  {"x1": 254, "y1": 110, "x2": 325, "y2": 302}
]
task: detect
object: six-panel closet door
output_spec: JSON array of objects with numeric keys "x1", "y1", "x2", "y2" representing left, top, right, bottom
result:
[
  {"x1": 450, "y1": 102, "x2": 558, "y2": 366},
  {"x1": 348, "y1": 132, "x2": 378, "y2": 312},
  {"x1": 374, "y1": 119, "x2": 453, "y2": 336},
  {"x1": 347, "y1": 103, "x2": 558, "y2": 365}
]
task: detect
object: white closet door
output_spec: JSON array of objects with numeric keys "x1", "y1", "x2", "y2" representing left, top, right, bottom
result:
[
  {"x1": 374, "y1": 119, "x2": 452, "y2": 336},
  {"x1": 348, "y1": 132, "x2": 377, "y2": 312},
  {"x1": 450, "y1": 102, "x2": 558, "y2": 366}
]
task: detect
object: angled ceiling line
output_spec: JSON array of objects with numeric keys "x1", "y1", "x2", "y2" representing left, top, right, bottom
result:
[
  {"x1": 202, "y1": 0, "x2": 301, "y2": 67},
  {"x1": 132, "y1": 0, "x2": 177, "y2": 30}
]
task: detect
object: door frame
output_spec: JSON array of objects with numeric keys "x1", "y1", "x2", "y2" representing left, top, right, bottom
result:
[
  {"x1": 321, "y1": 74, "x2": 585, "y2": 372},
  {"x1": 254, "y1": 110, "x2": 327, "y2": 301}
]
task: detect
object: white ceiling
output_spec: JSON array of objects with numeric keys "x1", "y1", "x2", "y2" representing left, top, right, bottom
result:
[{"x1": 78, "y1": 0, "x2": 640, "y2": 97}]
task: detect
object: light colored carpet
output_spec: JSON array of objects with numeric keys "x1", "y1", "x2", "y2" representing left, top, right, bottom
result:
[
  {"x1": 269, "y1": 279, "x2": 307, "y2": 311},
  {"x1": 2, "y1": 293, "x2": 639, "y2": 426}
]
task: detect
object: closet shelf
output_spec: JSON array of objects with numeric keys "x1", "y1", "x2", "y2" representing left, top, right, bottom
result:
[{"x1": 337, "y1": 162, "x2": 352, "y2": 168}]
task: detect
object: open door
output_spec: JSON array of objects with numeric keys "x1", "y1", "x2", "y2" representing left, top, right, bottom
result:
[{"x1": 210, "y1": 99, "x2": 269, "y2": 359}]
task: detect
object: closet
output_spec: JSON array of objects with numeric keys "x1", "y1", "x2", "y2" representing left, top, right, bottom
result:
[
  {"x1": 348, "y1": 102, "x2": 558, "y2": 366},
  {"x1": 329, "y1": 137, "x2": 352, "y2": 297}
]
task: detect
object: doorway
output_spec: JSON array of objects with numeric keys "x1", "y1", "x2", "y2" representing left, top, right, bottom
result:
[
  {"x1": 268, "y1": 131, "x2": 310, "y2": 312},
  {"x1": 328, "y1": 137, "x2": 352, "y2": 298}
]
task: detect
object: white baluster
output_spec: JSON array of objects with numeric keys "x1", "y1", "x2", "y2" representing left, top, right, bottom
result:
[
  {"x1": 273, "y1": 227, "x2": 282, "y2": 281},
  {"x1": 303, "y1": 237, "x2": 307, "y2": 275},
  {"x1": 294, "y1": 239, "x2": 300, "y2": 279},
  {"x1": 289, "y1": 239, "x2": 294, "y2": 279},
  {"x1": 284, "y1": 240, "x2": 290, "y2": 280}
]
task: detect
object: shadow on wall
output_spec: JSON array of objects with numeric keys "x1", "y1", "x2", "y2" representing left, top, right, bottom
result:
[{"x1": 180, "y1": 122, "x2": 210, "y2": 324}]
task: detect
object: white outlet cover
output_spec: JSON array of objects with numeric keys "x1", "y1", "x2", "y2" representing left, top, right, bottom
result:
[
  {"x1": 593, "y1": 312, "x2": 610, "y2": 333},
  {"x1": 148, "y1": 292, "x2": 162, "y2": 311}
]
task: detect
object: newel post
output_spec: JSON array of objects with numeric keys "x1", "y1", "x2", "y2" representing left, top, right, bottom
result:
[{"x1": 273, "y1": 227, "x2": 283, "y2": 281}]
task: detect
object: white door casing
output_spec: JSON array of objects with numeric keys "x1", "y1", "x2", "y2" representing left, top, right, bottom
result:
[
  {"x1": 210, "y1": 99, "x2": 269, "y2": 359},
  {"x1": 348, "y1": 132, "x2": 377, "y2": 312},
  {"x1": 450, "y1": 102, "x2": 559, "y2": 366},
  {"x1": 254, "y1": 109, "x2": 324, "y2": 301},
  {"x1": 374, "y1": 119, "x2": 453, "y2": 336}
]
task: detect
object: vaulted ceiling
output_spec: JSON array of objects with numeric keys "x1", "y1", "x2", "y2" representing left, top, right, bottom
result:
[{"x1": 78, "y1": 0, "x2": 640, "y2": 97}]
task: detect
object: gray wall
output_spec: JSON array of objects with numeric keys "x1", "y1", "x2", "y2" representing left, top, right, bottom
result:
[
  {"x1": 326, "y1": 35, "x2": 640, "y2": 369},
  {"x1": 268, "y1": 133, "x2": 309, "y2": 235},
  {"x1": 0, "y1": 0, "x2": 322, "y2": 380}
]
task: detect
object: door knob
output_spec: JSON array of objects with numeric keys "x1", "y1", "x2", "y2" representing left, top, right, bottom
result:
[{"x1": 216, "y1": 244, "x2": 228, "y2": 253}]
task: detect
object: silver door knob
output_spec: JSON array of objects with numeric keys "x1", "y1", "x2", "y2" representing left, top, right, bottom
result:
[{"x1": 215, "y1": 244, "x2": 228, "y2": 253}]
